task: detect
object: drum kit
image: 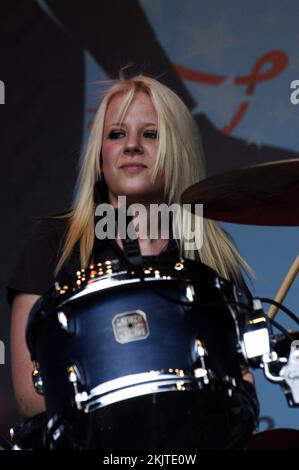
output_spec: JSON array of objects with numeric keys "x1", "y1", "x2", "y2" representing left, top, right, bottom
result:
[{"x1": 3, "y1": 159, "x2": 299, "y2": 450}]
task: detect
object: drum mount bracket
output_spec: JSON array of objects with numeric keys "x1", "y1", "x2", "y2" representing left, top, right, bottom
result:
[{"x1": 261, "y1": 341, "x2": 299, "y2": 407}]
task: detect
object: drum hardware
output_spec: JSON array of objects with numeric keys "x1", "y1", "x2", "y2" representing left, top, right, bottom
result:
[
  {"x1": 261, "y1": 351, "x2": 287, "y2": 383},
  {"x1": 257, "y1": 337, "x2": 299, "y2": 407},
  {"x1": 262, "y1": 256, "x2": 299, "y2": 407},
  {"x1": 193, "y1": 339, "x2": 209, "y2": 384},
  {"x1": 174, "y1": 261, "x2": 185, "y2": 271},
  {"x1": 216, "y1": 280, "x2": 254, "y2": 367},
  {"x1": 32, "y1": 363, "x2": 44, "y2": 395},
  {"x1": 66, "y1": 368, "x2": 233, "y2": 413},
  {"x1": 193, "y1": 367, "x2": 208, "y2": 379},
  {"x1": 9, "y1": 428, "x2": 15, "y2": 440},
  {"x1": 7, "y1": 413, "x2": 49, "y2": 450},
  {"x1": 10, "y1": 444, "x2": 22, "y2": 450},
  {"x1": 258, "y1": 343, "x2": 299, "y2": 407},
  {"x1": 46, "y1": 415, "x2": 65, "y2": 447},
  {"x1": 67, "y1": 364, "x2": 87, "y2": 411},
  {"x1": 25, "y1": 259, "x2": 260, "y2": 449},
  {"x1": 0, "y1": 432, "x2": 22, "y2": 450},
  {"x1": 239, "y1": 293, "x2": 299, "y2": 407},
  {"x1": 58, "y1": 270, "x2": 135, "y2": 304},
  {"x1": 222, "y1": 376, "x2": 238, "y2": 398},
  {"x1": 57, "y1": 310, "x2": 69, "y2": 331},
  {"x1": 279, "y1": 340, "x2": 299, "y2": 406},
  {"x1": 57, "y1": 265, "x2": 201, "y2": 310},
  {"x1": 185, "y1": 283, "x2": 195, "y2": 302},
  {"x1": 242, "y1": 298, "x2": 271, "y2": 360},
  {"x1": 221, "y1": 287, "x2": 299, "y2": 408}
]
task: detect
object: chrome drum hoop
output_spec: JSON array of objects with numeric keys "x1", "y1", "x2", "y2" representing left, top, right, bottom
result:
[{"x1": 71, "y1": 369, "x2": 238, "y2": 413}]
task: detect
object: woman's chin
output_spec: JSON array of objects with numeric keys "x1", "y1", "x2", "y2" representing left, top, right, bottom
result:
[{"x1": 107, "y1": 184, "x2": 165, "y2": 206}]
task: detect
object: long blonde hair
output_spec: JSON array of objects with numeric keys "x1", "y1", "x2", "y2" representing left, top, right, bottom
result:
[{"x1": 56, "y1": 75, "x2": 252, "y2": 284}]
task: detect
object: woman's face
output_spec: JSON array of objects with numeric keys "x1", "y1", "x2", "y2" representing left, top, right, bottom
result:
[{"x1": 101, "y1": 91, "x2": 165, "y2": 206}]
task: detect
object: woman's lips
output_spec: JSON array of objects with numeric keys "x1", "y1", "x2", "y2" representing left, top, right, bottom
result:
[{"x1": 120, "y1": 164, "x2": 146, "y2": 173}]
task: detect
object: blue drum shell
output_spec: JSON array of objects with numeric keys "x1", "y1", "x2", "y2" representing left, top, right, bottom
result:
[{"x1": 31, "y1": 277, "x2": 243, "y2": 417}]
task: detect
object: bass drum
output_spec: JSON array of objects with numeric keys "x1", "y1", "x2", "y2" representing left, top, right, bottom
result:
[{"x1": 26, "y1": 258, "x2": 259, "y2": 450}]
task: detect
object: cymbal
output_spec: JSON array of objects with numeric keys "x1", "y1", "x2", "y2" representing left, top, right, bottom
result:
[
  {"x1": 246, "y1": 428, "x2": 299, "y2": 450},
  {"x1": 181, "y1": 159, "x2": 299, "y2": 226}
]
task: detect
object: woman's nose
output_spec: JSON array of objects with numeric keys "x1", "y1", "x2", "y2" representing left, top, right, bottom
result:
[{"x1": 124, "y1": 133, "x2": 143, "y2": 154}]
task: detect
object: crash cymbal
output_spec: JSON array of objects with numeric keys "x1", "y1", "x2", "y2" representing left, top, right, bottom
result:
[{"x1": 181, "y1": 159, "x2": 299, "y2": 225}]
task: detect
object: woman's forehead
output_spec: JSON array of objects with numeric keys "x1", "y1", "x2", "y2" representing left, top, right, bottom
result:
[{"x1": 104, "y1": 91, "x2": 157, "y2": 125}]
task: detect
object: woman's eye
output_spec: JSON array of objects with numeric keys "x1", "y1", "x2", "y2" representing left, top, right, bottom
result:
[
  {"x1": 143, "y1": 130, "x2": 158, "y2": 139},
  {"x1": 108, "y1": 130, "x2": 125, "y2": 139}
]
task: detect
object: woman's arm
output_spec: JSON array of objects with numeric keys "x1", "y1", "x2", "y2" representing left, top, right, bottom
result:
[
  {"x1": 241, "y1": 362, "x2": 255, "y2": 385},
  {"x1": 10, "y1": 293, "x2": 46, "y2": 418}
]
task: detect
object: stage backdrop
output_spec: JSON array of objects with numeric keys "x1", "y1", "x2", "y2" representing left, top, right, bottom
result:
[{"x1": 0, "y1": 0, "x2": 298, "y2": 437}]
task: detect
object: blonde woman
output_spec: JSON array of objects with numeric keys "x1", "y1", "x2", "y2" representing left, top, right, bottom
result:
[{"x1": 8, "y1": 75, "x2": 258, "y2": 442}]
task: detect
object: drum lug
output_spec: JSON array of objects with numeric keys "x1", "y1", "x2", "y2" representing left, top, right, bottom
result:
[
  {"x1": 57, "y1": 310, "x2": 69, "y2": 331},
  {"x1": 46, "y1": 415, "x2": 65, "y2": 448},
  {"x1": 185, "y1": 283, "x2": 195, "y2": 302},
  {"x1": 194, "y1": 367, "x2": 209, "y2": 384},
  {"x1": 8, "y1": 427, "x2": 24, "y2": 450},
  {"x1": 32, "y1": 365, "x2": 44, "y2": 395},
  {"x1": 67, "y1": 364, "x2": 88, "y2": 411},
  {"x1": 223, "y1": 376, "x2": 237, "y2": 397},
  {"x1": 193, "y1": 339, "x2": 210, "y2": 384},
  {"x1": 9, "y1": 427, "x2": 15, "y2": 440}
]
